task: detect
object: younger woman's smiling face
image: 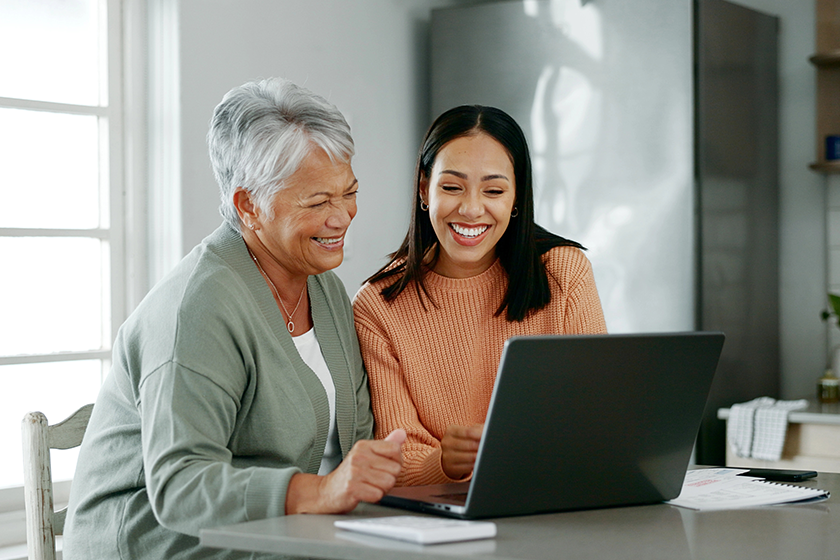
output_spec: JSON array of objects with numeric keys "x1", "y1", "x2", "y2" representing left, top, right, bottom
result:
[{"x1": 420, "y1": 132, "x2": 516, "y2": 278}]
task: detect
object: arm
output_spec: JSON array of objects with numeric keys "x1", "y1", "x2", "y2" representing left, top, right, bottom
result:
[
  {"x1": 549, "y1": 248, "x2": 608, "y2": 334},
  {"x1": 141, "y1": 363, "x2": 293, "y2": 535},
  {"x1": 354, "y1": 310, "x2": 468, "y2": 486}
]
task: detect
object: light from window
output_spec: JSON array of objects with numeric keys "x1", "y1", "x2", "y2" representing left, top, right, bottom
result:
[
  {"x1": 0, "y1": 0, "x2": 102, "y2": 105},
  {"x1": 0, "y1": 108, "x2": 102, "y2": 229},
  {"x1": 0, "y1": 0, "x2": 114, "y2": 492}
]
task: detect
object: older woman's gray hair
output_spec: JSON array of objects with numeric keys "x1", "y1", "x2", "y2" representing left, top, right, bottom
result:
[{"x1": 208, "y1": 77, "x2": 355, "y2": 228}]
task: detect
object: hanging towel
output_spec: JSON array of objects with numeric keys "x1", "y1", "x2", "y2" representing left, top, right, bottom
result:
[
  {"x1": 751, "y1": 399, "x2": 808, "y2": 461},
  {"x1": 726, "y1": 397, "x2": 808, "y2": 461},
  {"x1": 726, "y1": 397, "x2": 775, "y2": 458}
]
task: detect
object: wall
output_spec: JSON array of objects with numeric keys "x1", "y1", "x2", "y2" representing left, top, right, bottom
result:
[
  {"x1": 176, "y1": 0, "x2": 480, "y2": 293},
  {"x1": 173, "y1": 0, "x2": 826, "y2": 399},
  {"x1": 829, "y1": 175, "x2": 840, "y2": 360},
  {"x1": 728, "y1": 0, "x2": 826, "y2": 399}
]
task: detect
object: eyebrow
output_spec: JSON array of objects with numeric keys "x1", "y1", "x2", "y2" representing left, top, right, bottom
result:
[
  {"x1": 303, "y1": 179, "x2": 359, "y2": 200},
  {"x1": 440, "y1": 170, "x2": 510, "y2": 182}
]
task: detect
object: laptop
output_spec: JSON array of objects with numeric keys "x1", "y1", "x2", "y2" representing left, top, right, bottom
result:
[{"x1": 379, "y1": 332, "x2": 725, "y2": 519}]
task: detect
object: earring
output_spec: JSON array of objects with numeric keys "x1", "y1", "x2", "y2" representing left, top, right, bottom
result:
[
  {"x1": 511, "y1": 206, "x2": 519, "y2": 218},
  {"x1": 420, "y1": 201, "x2": 429, "y2": 211}
]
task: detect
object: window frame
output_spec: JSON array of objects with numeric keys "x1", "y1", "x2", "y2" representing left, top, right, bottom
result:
[{"x1": 0, "y1": 0, "x2": 148, "y2": 543}]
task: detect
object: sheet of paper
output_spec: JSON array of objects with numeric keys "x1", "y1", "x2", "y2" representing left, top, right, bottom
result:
[{"x1": 667, "y1": 468, "x2": 828, "y2": 511}]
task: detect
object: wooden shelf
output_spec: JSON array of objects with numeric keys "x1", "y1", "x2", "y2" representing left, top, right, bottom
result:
[
  {"x1": 810, "y1": 160, "x2": 840, "y2": 173},
  {"x1": 810, "y1": 50, "x2": 840, "y2": 66}
]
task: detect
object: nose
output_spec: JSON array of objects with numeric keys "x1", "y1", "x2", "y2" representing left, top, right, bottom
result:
[
  {"x1": 459, "y1": 191, "x2": 484, "y2": 220},
  {"x1": 325, "y1": 198, "x2": 355, "y2": 230}
]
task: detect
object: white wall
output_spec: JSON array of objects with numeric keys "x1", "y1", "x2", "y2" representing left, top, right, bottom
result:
[
  {"x1": 177, "y1": 0, "x2": 476, "y2": 293},
  {"x1": 827, "y1": 176, "x2": 840, "y2": 365},
  {"x1": 173, "y1": 0, "x2": 827, "y2": 399}
]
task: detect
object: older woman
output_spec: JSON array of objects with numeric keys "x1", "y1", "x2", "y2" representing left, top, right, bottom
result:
[
  {"x1": 353, "y1": 105, "x2": 607, "y2": 486},
  {"x1": 63, "y1": 78, "x2": 404, "y2": 559}
]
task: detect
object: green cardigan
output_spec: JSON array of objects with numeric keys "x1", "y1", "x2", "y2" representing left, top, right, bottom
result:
[{"x1": 63, "y1": 223, "x2": 374, "y2": 559}]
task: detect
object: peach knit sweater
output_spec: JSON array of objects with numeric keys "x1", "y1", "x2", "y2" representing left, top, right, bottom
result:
[{"x1": 353, "y1": 245, "x2": 607, "y2": 486}]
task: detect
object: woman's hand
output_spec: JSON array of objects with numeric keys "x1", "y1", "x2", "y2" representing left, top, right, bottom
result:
[
  {"x1": 285, "y1": 429, "x2": 406, "y2": 514},
  {"x1": 441, "y1": 423, "x2": 484, "y2": 480}
]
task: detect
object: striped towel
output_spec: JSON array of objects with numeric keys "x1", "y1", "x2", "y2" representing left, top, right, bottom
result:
[{"x1": 726, "y1": 397, "x2": 808, "y2": 461}]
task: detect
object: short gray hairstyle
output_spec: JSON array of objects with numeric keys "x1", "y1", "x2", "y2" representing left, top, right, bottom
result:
[{"x1": 208, "y1": 77, "x2": 355, "y2": 228}]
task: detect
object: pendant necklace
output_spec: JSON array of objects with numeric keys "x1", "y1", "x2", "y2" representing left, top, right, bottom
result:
[{"x1": 247, "y1": 247, "x2": 306, "y2": 333}]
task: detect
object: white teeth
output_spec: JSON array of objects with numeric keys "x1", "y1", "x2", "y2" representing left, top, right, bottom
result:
[
  {"x1": 451, "y1": 224, "x2": 488, "y2": 238},
  {"x1": 315, "y1": 236, "x2": 342, "y2": 245}
]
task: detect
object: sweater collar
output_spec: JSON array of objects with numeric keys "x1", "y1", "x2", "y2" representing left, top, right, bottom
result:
[{"x1": 423, "y1": 257, "x2": 504, "y2": 291}]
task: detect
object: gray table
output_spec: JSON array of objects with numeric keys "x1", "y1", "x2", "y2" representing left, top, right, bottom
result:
[{"x1": 199, "y1": 472, "x2": 839, "y2": 560}]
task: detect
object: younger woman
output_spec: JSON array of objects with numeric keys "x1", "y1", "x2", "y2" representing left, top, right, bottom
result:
[{"x1": 353, "y1": 105, "x2": 607, "y2": 486}]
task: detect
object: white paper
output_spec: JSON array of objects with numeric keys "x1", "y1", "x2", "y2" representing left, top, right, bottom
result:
[{"x1": 667, "y1": 469, "x2": 829, "y2": 511}]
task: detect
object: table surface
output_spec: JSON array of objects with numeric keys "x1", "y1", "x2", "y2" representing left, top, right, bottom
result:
[{"x1": 199, "y1": 471, "x2": 839, "y2": 560}]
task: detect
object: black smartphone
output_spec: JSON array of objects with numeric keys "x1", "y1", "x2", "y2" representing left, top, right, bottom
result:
[{"x1": 738, "y1": 468, "x2": 818, "y2": 482}]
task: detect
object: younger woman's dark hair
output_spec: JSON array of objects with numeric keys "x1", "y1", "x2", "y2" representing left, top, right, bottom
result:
[{"x1": 365, "y1": 105, "x2": 583, "y2": 322}]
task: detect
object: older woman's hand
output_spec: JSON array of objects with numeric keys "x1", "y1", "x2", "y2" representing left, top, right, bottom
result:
[{"x1": 285, "y1": 429, "x2": 406, "y2": 514}]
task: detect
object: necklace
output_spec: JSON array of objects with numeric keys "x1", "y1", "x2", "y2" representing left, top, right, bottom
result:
[{"x1": 246, "y1": 247, "x2": 307, "y2": 333}]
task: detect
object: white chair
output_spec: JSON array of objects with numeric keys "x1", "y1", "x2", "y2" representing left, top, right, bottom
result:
[{"x1": 21, "y1": 404, "x2": 93, "y2": 560}]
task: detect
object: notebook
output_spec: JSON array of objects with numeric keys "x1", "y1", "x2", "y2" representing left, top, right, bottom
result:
[{"x1": 379, "y1": 332, "x2": 725, "y2": 519}]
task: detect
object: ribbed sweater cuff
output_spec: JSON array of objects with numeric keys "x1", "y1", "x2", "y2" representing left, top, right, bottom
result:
[
  {"x1": 244, "y1": 467, "x2": 301, "y2": 520},
  {"x1": 406, "y1": 447, "x2": 473, "y2": 486}
]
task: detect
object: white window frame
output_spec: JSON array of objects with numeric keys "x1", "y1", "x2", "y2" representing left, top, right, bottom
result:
[{"x1": 0, "y1": 0, "x2": 152, "y2": 549}]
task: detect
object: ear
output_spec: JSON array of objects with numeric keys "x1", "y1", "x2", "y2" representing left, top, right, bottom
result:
[
  {"x1": 233, "y1": 188, "x2": 259, "y2": 229},
  {"x1": 418, "y1": 174, "x2": 430, "y2": 206}
]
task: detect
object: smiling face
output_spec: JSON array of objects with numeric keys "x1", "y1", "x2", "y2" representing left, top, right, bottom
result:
[
  {"x1": 242, "y1": 146, "x2": 358, "y2": 281},
  {"x1": 421, "y1": 133, "x2": 516, "y2": 278}
]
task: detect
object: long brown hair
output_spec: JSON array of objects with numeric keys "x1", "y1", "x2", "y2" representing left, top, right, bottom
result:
[{"x1": 365, "y1": 105, "x2": 583, "y2": 321}]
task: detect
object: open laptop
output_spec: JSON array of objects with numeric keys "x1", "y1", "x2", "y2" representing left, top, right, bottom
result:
[{"x1": 379, "y1": 332, "x2": 725, "y2": 519}]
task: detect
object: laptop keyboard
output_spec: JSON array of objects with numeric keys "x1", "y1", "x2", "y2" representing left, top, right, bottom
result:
[{"x1": 432, "y1": 492, "x2": 468, "y2": 504}]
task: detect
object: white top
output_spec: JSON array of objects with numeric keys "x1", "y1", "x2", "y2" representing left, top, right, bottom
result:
[{"x1": 293, "y1": 328, "x2": 341, "y2": 475}]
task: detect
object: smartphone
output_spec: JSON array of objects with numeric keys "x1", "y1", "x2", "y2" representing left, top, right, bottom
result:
[{"x1": 739, "y1": 468, "x2": 818, "y2": 482}]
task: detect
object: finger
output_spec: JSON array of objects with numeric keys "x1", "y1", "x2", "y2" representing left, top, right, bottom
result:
[
  {"x1": 384, "y1": 428, "x2": 407, "y2": 444},
  {"x1": 446, "y1": 424, "x2": 483, "y2": 444},
  {"x1": 347, "y1": 441, "x2": 403, "y2": 474},
  {"x1": 337, "y1": 456, "x2": 401, "y2": 497},
  {"x1": 444, "y1": 449, "x2": 478, "y2": 466},
  {"x1": 444, "y1": 434, "x2": 481, "y2": 452},
  {"x1": 466, "y1": 423, "x2": 485, "y2": 439}
]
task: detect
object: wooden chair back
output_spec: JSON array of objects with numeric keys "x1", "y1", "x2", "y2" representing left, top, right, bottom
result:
[{"x1": 21, "y1": 404, "x2": 93, "y2": 560}]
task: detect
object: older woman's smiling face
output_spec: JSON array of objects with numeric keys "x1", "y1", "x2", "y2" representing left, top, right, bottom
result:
[{"x1": 252, "y1": 147, "x2": 358, "y2": 280}]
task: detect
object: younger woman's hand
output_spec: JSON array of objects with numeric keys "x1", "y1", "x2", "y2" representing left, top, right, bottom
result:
[{"x1": 441, "y1": 423, "x2": 484, "y2": 480}]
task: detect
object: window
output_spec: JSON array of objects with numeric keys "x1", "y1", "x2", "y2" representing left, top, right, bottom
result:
[{"x1": 0, "y1": 0, "x2": 125, "y2": 493}]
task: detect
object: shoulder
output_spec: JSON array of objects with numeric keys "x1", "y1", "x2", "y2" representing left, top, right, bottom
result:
[
  {"x1": 542, "y1": 245, "x2": 594, "y2": 285},
  {"x1": 352, "y1": 259, "x2": 407, "y2": 312},
  {"x1": 352, "y1": 273, "x2": 421, "y2": 337},
  {"x1": 352, "y1": 280, "x2": 388, "y2": 322}
]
